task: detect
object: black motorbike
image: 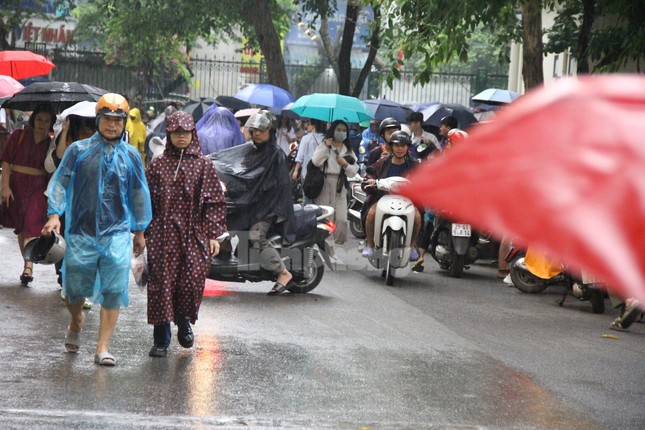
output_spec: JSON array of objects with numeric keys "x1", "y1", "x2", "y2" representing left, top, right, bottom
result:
[
  {"x1": 347, "y1": 176, "x2": 366, "y2": 239},
  {"x1": 208, "y1": 204, "x2": 336, "y2": 294},
  {"x1": 429, "y1": 215, "x2": 499, "y2": 278}
]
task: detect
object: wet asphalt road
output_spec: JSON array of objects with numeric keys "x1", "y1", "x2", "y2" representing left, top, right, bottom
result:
[{"x1": 0, "y1": 227, "x2": 643, "y2": 429}]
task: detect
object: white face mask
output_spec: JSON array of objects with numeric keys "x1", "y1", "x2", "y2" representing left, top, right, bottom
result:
[{"x1": 334, "y1": 131, "x2": 347, "y2": 141}]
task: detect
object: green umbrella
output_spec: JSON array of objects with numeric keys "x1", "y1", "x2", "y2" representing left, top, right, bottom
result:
[{"x1": 290, "y1": 93, "x2": 374, "y2": 124}]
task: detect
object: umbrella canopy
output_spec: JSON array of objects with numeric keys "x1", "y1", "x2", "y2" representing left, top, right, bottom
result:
[
  {"x1": 233, "y1": 83, "x2": 295, "y2": 110},
  {"x1": 216, "y1": 95, "x2": 251, "y2": 111},
  {"x1": 471, "y1": 88, "x2": 519, "y2": 105},
  {"x1": 409, "y1": 101, "x2": 440, "y2": 112},
  {"x1": 0, "y1": 74, "x2": 24, "y2": 98},
  {"x1": 279, "y1": 101, "x2": 299, "y2": 119},
  {"x1": 398, "y1": 75, "x2": 645, "y2": 304},
  {"x1": 290, "y1": 93, "x2": 374, "y2": 124},
  {"x1": 362, "y1": 98, "x2": 413, "y2": 123},
  {"x1": 181, "y1": 97, "x2": 219, "y2": 122},
  {"x1": 52, "y1": 100, "x2": 97, "y2": 139},
  {"x1": 2, "y1": 81, "x2": 107, "y2": 112},
  {"x1": 233, "y1": 108, "x2": 260, "y2": 119},
  {"x1": 420, "y1": 103, "x2": 478, "y2": 129},
  {"x1": 0, "y1": 50, "x2": 55, "y2": 80}
]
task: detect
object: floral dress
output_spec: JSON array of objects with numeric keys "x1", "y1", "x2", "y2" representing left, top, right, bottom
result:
[{"x1": 145, "y1": 129, "x2": 226, "y2": 325}]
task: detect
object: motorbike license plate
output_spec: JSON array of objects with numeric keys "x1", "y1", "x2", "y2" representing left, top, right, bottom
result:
[{"x1": 452, "y1": 223, "x2": 471, "y2": 237}]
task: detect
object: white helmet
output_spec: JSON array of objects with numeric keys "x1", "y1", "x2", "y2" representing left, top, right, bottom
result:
[{"x1": 24, "y1": 231, "x2": 67, "y2": 265}]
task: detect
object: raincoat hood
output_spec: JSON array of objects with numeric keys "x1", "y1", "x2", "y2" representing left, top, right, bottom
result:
[
  {"x1": 195, "y1": 105, "x2": 245, "y2": 154},
  {"x1": 209, "y1": 137, "x2": 294, "y2": 232},
  {"x1": 164, "y1": 111, "x2": 202, "y2": 159},
  {"x1": 129, "y1": 108, "x2": 142, "y2": 122}
]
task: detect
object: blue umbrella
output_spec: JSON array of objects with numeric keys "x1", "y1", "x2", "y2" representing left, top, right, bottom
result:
[
  {"x1": 233, "y1": 83, "x2": 295, "y2": 110},
  {"x1": 362, "y1": 98, "x2": 413, "y2": 123},
  {"x1": 290, "y1": 93, "x2": 374, "y2": 124}
]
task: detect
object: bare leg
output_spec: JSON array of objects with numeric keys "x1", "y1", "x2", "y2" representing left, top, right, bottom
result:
[
  {"x1": 18, "y1": 233, "x2": 34, "y2": 281},
  {"x1": 96, "y1": 307, "x2": 120, "y2": 354},
  {"x1": 365, "y1": 205, "x2": 377, "y2": 248},
  {"x1": 276, "y1": 268, "x2": 293, "y2": 286},
  {"x1": 410, "y1": 209, "x2": 422, "y2": 248},
  {"x1": 67, "y1": 298, "x2": 86, "y2": 333},
  {"x1": 498, "y1": 238, "x2": 510, "y2": 271}
]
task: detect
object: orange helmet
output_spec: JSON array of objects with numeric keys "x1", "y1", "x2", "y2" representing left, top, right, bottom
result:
[
  {"x1": 95, "y1": 93, "x2": 129, "y2": 119},
  {"x1": 447, "y1": 128, "x2": 469, "y2": 147}
]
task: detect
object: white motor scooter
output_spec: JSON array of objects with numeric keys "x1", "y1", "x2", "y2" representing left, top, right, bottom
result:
[{"x1": 363, "y1": 176, "x2": 415, "y2": 286}]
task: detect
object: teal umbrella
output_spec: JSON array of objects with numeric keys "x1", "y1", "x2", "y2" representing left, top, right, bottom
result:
[{"x1": 290, "y1": 93, "x2": 374, "y2": 123}]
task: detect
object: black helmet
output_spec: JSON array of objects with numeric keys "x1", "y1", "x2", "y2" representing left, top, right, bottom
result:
[
  {"x1": 379, "y1": 117, "x2": 401, "y2": 136},
  {"x1": 23, "y1": 231, "x2": 66, "y2": 265},
  {"x1": 389, "y1": 130, "x2": 412, "y2": 146}
]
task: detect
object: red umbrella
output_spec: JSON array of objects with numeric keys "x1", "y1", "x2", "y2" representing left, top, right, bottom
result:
[
  {"x1": 0, "y1": 50, "x2": 55, "y2": 80},
  {"x1": 0, "y1": 74, "x2": 24, "y2": 98},
  {"x1": 399, "y1": 75, "x2": 645, "y2": 304}
]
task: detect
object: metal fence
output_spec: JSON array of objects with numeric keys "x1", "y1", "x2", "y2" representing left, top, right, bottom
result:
[{"x1": 44, "y1": 48, "x2": 507, "y2": 109}]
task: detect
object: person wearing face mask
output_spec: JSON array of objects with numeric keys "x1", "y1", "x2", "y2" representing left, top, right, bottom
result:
[{"x1": 311, "y1": 119, "x2": 359, "y2": 256}]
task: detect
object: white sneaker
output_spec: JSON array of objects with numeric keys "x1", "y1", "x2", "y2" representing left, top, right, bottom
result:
[{"x1": 503, "y1": 274, "x2": 513, "y2": 285}]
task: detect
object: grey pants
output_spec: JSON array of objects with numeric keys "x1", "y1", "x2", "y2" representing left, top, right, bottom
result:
[{"x1": 249, "y1": 219, "x2": 285, "y2": 274}]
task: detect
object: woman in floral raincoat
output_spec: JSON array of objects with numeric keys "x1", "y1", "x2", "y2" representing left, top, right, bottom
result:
[{"x1": 145, "y1": 111, "x2": 227, "y2": 357}]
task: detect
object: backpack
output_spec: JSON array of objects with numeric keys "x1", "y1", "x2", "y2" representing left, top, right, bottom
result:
[{"x1": 302, "y1": 159, "x2": 327, "y2": 200}]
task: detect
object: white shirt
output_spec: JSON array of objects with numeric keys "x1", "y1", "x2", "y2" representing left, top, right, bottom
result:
[
  {"x1": 276, "y1": 126, "x2": 296, "y2": 155},
  {"x1": 295, "y1": 131, "x2": 324, "y2": 181}
]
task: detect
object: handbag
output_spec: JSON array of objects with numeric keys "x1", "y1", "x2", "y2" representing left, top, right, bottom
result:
[{"x1": 302, "y1": 159, "x2": 327, "y2": 200}]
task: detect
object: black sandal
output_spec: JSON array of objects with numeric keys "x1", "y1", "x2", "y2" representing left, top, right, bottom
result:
[
  {"x1": 267, "y1": 282, "x2": 289, "y2": 296},
  {"x1": 20, "y1": 266, "x2": 33, "y2": 286}
]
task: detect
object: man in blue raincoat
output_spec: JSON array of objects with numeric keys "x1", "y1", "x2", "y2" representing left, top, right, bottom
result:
[{"x1": 42, "y1": 93, "x2": 152, "y2": 367}]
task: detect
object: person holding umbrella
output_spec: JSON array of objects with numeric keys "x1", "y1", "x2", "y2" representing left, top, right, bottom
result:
[
  {"x1": 1, "y1": 102, "x2": 56, "y2": 285},
  {"x1": 311, "y1": 120, "x2": 359, "y2": 254}
]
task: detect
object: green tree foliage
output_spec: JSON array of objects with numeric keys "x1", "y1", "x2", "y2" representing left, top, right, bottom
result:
[
  {"x1": 381, "y1": 0, "x2": 520, "y2": 86},
  {"x1": 544, "y1": 0, "x2": 645, "y2": 73},
  {"x1": 72, "y1": 0, "x2": 295, "y2": 97}
]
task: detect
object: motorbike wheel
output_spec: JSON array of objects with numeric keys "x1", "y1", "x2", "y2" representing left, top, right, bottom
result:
[
  {"x1": 385, "y1": 230, "x2": 404, "y2": 286},
  {"x1": 509, "y1": 257, "x2": 549, "y2": 294},
  {"x1": 349, "y1": 217, "x2": 366, "y2": 239},
  {"x1": 448, "y1": 252, "x2": 465, "y2": 278},
  {"x1": 589, "y1": 288, "x2": 605, "y2": 314},
  {"x1": 287, "y1": 249, "x2": 325, "y2": 294}
]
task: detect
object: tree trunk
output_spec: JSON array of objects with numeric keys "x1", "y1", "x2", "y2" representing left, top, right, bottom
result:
[
  {"x1": 576, "y1": 0, "x2": 595, "y2": 74},
  {"x1": 521, "y1": 0, "x2": 544, "y2": 89},
  {"x1": 248, "y1": 0, "x2": 290, "y2": 91},
  {"x1": 352, "y1": 4, "x2": 380, "y2": 98},
  {"x1": 337, "y1": 2, "x2": 359, "y2": 95}
]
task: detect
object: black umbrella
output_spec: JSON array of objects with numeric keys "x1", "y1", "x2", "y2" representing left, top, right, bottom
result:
[
  {"x1": 1, "y1": 81, "x2": 107, "y2": 112},
  {"x1": 215, "y1": 95, "x2": 251, "y2": 111},
  {"x1": 420, "y1": 103, "x2": 478, "y2": 130},
  {"x1": 362, "y1": 98, "x2": 413, "y2": 123},
  {"x1": 181, "y1": 97, "x2": 219, "y2": 122}
]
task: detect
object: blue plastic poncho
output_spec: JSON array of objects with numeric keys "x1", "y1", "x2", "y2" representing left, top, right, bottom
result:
[
  {"x1": 47, "y1": 132, "x2": 152, "y2": 308},
  {"x1": 196, "y1": 105, "x2": 245, "y2": 155}
]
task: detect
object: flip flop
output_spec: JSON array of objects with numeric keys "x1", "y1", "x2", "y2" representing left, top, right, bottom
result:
[
  {"x1": 267, "y1": 281, "x2": 289, "y2": 296},
  {"x1": 94, "y1": 352, "x2": 116, "y2": 367},
  {"x1": 65, "y1": 329, "x2": 81, "y2": 353}
]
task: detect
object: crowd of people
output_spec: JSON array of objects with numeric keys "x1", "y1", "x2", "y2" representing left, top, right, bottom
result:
[{"x1": 0, "y1": 91, "x2": 640, "y2": 367}]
